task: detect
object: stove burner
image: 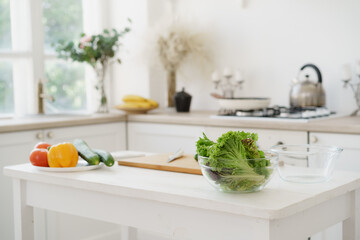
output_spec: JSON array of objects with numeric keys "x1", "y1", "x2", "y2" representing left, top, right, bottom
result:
[{"x1": 218, "y1": 106, "x2": 333, "y2": 119}]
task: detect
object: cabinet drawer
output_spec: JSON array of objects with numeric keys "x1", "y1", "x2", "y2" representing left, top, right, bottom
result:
[
  {"x1": 0, "y1": 130, "x2": 40, "y2": 146},
  {"x1": 128, "y1": 122, "x2": 204, "y2": 154},
  {"x1": 309, "y1": 132, "x2": 360, "y2": 149},
  {"x1": 44, "y1": 122, "x2": 126, "y2": 151},
  {"x1": 204, "y1": 126, "x2": 307, "y2": 150},
  {"x1": 309, "y1": 132, "x2": 360, "y2": 172}
]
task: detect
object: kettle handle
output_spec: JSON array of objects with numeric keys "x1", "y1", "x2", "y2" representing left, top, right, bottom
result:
[{"x1": 300, "y1": 64, "x2": 322, "y2": 83}]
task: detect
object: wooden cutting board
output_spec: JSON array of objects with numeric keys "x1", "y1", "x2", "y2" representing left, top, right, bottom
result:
[{"x1": 117, "y1": 154, "x2": 202, "y2": 175}]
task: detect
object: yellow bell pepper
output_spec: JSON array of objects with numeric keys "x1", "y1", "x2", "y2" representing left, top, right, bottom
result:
[{"x1": 48, "y1": 142, "x2": 79, "y2": 167}]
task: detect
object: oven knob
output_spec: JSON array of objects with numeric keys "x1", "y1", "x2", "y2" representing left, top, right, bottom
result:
[{"x1": 310, "y1": 136, "x2": 318, "y2": 144}]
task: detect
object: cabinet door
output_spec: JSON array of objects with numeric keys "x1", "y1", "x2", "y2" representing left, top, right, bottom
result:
[
  {"x1": 309, "y1": 132, "x2": 360, "y2": 172},
  {"x1": 0, "y1": 130, "x2": 41, "y2": 240},
  {"x1": 128, "y1": 122, "x2": 204, "y2": 154},
  {"x1": 204, "y1": 126, "x2": 307, "y2": 150},
  {"x1": 43, "y1": 122, "x2": 126, "y2": 151}
]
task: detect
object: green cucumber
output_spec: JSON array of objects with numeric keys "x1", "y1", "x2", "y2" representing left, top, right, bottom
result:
[
  {"x1": 73, "y1": 139, "x2": 100, "y2": 165},
  {"x1": 93, "y1": 149, "x2": 115, "y2": 167}
]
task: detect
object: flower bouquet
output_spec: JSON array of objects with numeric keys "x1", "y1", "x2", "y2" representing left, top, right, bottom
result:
[{"x1": 55, "y1": 22, "x2": 131, "y2": 113}]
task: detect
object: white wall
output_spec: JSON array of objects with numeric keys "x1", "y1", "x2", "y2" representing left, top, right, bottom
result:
[
  {"x1": 109, "y1": 0, "x2": 360, "y2": 115},
  {"x1": 107, "y1": 0, "x2": 150, "y2": 107}
]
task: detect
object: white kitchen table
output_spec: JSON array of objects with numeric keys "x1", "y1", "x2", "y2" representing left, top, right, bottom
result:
[{"x1": 3, "y1": 161, "x2": 360, "y2": 240}]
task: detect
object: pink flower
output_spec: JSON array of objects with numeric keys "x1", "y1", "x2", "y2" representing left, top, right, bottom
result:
[{"x1": 79, "y1": 35, "x2": 92, "y2": 49}]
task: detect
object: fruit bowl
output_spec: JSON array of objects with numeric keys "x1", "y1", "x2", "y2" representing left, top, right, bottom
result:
[
  {"x1": 115, "y1": 105, "x2": 158, "y2": 114},
  {"x1": 198, "y1": 151, "x2": 278, "y2": 193},
  {"x1": 270, "y1": 144, "x2": 343, "y2": 183},
  {"x1": 115, "y1": 95, "x2": 159, "y2": 114}
]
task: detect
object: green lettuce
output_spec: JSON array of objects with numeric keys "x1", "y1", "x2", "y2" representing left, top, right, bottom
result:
[{"x1": 196, "y1": 131, "x2": 272, "y2": 192}]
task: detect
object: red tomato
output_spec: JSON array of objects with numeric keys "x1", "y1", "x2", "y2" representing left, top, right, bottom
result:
[
  {"x1": 34, "y1": 142, "x2": 51, "y2": 150},
  {"x1": 29, "y1": 149, "x2": 49, "y2": 167}
]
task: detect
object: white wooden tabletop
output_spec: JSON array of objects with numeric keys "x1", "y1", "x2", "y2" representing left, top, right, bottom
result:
[{"x1": 4, "y1": 163, "x2": 360, "y2": 220}]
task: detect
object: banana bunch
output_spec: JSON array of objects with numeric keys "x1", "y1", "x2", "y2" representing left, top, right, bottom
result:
[{"x1": 117, "y1": 95, "x2": 159, "y2": 109}]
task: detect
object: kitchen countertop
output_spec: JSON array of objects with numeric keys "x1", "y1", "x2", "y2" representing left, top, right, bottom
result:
[
  {"x1": 3, "y1": 163, "x2": 360, "y2": 220},
  {"x1": 4, "y1": 162, "x2": 360, "y2": 239},
  {"x1": 128, "y1": 109, "x2": 360, "y2": 134},
  {"x1": 1, "y1": 109, "x2": 359, "y2": 134},
  {"x1": 0, "y1": 112, "x2": 126, "y2": 133}
]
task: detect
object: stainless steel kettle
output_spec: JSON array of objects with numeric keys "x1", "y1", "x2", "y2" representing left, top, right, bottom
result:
[{"x1": 290, "y1": 63, "x2": 326, "y2": 107}]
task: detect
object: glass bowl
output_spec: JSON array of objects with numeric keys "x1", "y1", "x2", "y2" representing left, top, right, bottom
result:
[
  {"x1": 198, "y1": 151, "x2": 278, "y2": 193},
  {"x1": 270, "y1": 144, "x2": 343, "y2": 183}
]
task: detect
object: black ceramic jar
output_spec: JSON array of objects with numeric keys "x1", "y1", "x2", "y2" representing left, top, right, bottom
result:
[{"x1": 174, "y1": 88, "x2": 192, "y2": 112}]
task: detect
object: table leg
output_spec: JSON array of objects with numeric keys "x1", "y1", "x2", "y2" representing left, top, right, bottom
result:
[
  {"x1": 343, "y1": 189, "x2": 360, "y2": 240},
  {"x1": 120, "y1": 225, "x2": 137, "y2": 240},
  {"x1": 33, "y1": 208, "x2": 47, "y2": 240},
  {"x1": 13, "y1": 179, "x2": 34, "y2": 240}
]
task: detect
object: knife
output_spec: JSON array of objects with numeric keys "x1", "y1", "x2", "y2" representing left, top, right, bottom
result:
[{"x1": 167, "y1": 149, "x2": 184, "y2": 163}]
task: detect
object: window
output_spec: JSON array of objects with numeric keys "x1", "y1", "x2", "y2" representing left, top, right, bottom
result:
[
  {"x1": 45, "y1": 60, "x2": 86, "y2": 112},
  {"x1": 0, "y1": 61, "x2": 13, "y2": 114},
  {"x1": 42, "y1": 0, "x2": 86, "y2": 113},
  {"x1": 0, "y1": 0, "x2": 99, "y2": 116},
  {"x1": 43, "y1": 0, "x2": 83, "y2": 53},
  {"x1": 0, "y1": 0, "x2": 11, "y2": 50},
  {"x1": 0, "y1": 0, "x2": 13, "y2": 114}
]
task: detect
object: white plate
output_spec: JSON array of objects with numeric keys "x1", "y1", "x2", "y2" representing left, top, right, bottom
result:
[
  {"x1": 111, "y1": 151, "x2": 146, "y2": 160},
  {"x1": 218, "y1": 98, "x2": 271, "y2": 110},
  {"x1": 33, "y1": 160, "x2": 102, "y2": 172}
]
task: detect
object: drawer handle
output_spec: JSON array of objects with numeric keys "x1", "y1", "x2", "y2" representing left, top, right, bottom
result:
[
  {"x1": 310, "y1": 136, "x2": 318, "y2": 144},
  {"x1": 276, "y1": 141, "x2": 284, "y2": 145},
  {"x1": 47, "y1": 131, "x2": 54, "y2": 139},
  {"x1": 36, "y1": 132, "x2": 43, "y2": 140}
]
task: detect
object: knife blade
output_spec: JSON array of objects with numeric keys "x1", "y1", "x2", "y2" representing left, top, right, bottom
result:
[{"x1": 167, "y1": 149, "x2": 184, "y2": 163}]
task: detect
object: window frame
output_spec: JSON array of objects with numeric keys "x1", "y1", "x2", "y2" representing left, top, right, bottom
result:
[{"x1": 0, "y1": 0, "x2": 109, "y2": 116}]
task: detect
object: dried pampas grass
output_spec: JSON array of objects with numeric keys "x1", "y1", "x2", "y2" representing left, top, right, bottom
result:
[
  {"x1": 143, "y1": 16, "x2": 212, "y2": 107},
  {"x1": 155, "y1": 20, "x2": 211, "y2": 73}
]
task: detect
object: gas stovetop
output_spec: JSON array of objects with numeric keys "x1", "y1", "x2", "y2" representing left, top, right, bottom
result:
[{"x1": 216, "y1": 106, "x2": 335, "y2": 120}]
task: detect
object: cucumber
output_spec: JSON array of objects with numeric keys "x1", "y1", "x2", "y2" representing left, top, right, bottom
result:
[
  {"x1": 73, "y1": 139, "x2": 100, "y2": 165},
  {"x1": 93, "y1": 149, "x2": 115, "y2": 167}
]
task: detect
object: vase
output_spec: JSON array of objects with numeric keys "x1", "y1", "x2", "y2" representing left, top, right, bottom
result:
[
  {"x1": 167, "y1": 70, "x2": 176, "y2": 107},
  {"x1": 94, "y1": 62, "x2": 109, "y2": 113},
  {"x1": 174, "y1": 88, "x2": 192, "y2": 112}
]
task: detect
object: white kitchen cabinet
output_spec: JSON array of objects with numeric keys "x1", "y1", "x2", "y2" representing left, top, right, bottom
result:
[
  {"x1": 308, "y1": 132, "x2": 360, "y2": 240},
  {"x1": 309, "y1": 132, "x2": 360, "y2": 172},
  {"x1": 0, "y1": 130, "x2": 40, "y2": 240},
  {"x1": 204, "y1": 126, "x2": 308, "y2": 149},
  {"x1": 128, "y1": 122, "x2": 205, "y2": 154},
  {"x1": 0, "y1": 122, "x2": 126, "y2": 240}
]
